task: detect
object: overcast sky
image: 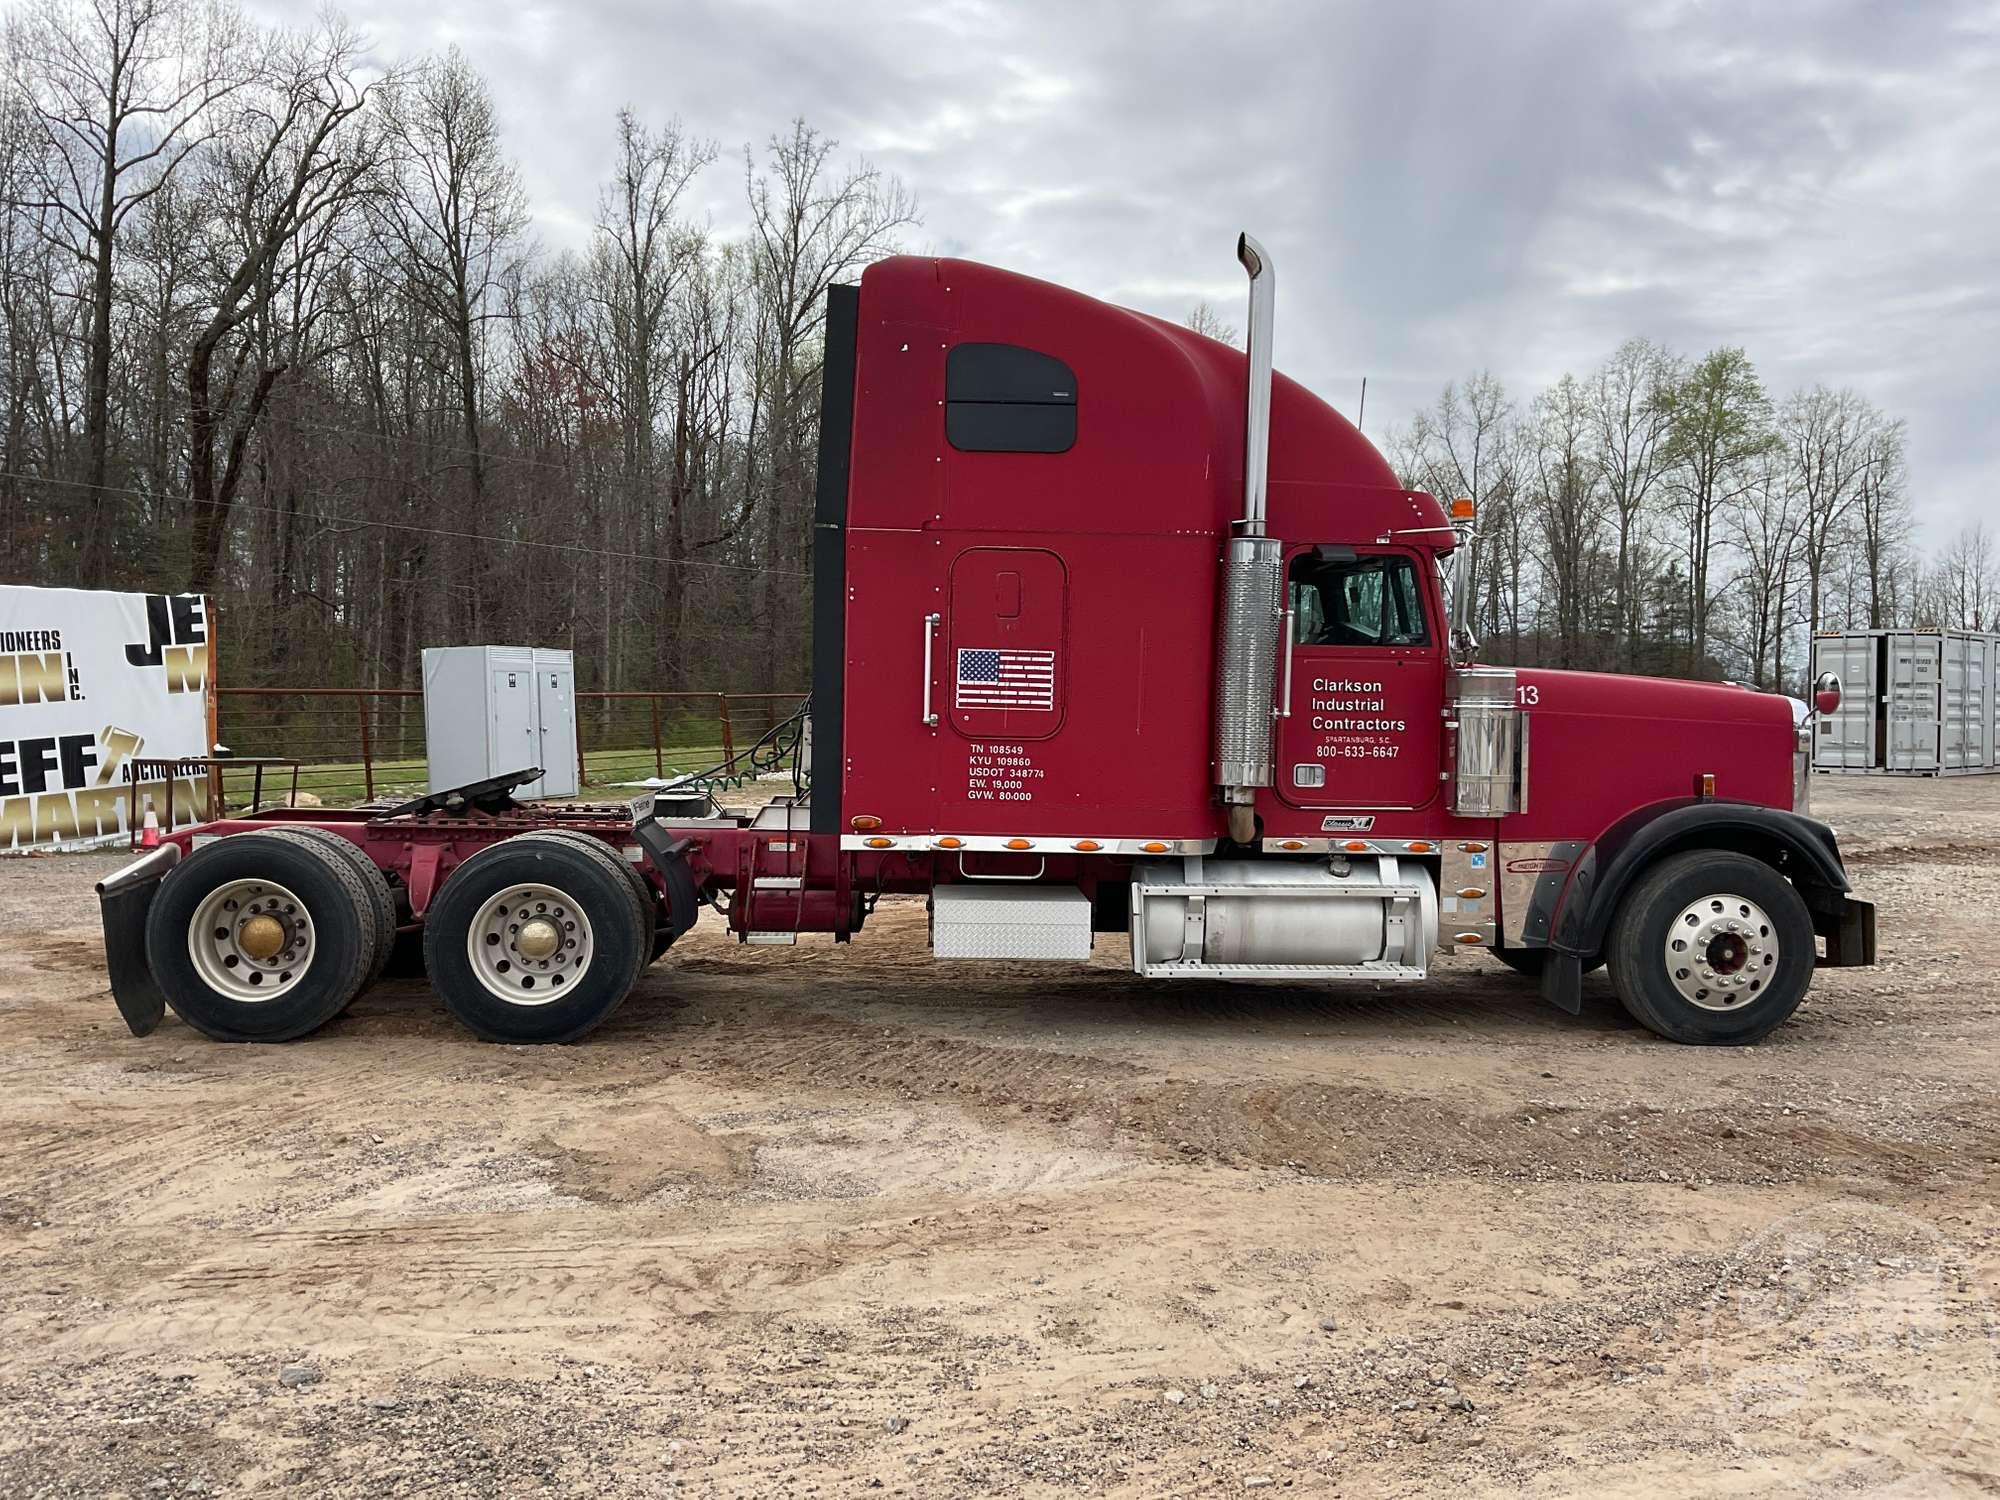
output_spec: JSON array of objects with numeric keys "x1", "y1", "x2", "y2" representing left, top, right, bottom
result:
[{"x1": 272, "y1": 0, "x2": 1999, "y2": 545}]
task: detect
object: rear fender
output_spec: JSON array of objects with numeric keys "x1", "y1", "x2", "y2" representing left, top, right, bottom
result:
[{"x1": 96, "y1": 842, "x2": 182, "y2": 1036}]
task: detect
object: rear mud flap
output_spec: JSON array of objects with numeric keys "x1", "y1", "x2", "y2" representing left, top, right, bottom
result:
[{"x1": 96, "y1": 843, "x2": 181, "y2": 1037}]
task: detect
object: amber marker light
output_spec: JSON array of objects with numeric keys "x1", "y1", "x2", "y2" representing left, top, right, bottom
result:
[
  {"x1": 850, "y1": 815, "x2": 882, "y2": 831},
  {"x1": 863, "y1": 836, "x2": 892, "y2": 849},
  {"x1": 1140, "y1": 841, "x2": 1170, "y2": 854},
  {"x1": 1454, "y1": 932, "x2": 1483, "y2": 945},
  {"x1": 1072, "y1": 840, "x2": 1102, "y2": 852},
  {"x1": 1404, "y1": 840, "x2": 1435, "y2": 853},
  {"x1": 1277, "y1": 840, "x2": 1305, "y2": 851},
  {"x1": 935, "y1": 837, "x2": 963, "y2": 849},
  {"x1": 1342, "y1": 840, "x2": 1370, "y2": 853},
  {"x1": 1457, "y1": 887, "x2": 1487, "y2": 900},
  {"x1": 1004, "y1": 838, "x2": 1034, "y2": 850},
  {"x1": 1458, "y1": 841, "x2": 1490, "y2": 853}
]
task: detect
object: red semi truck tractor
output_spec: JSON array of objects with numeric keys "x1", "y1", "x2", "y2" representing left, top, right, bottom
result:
[{"x1": 96, "y1": 234, "x2": 1875, "y2": 1048}]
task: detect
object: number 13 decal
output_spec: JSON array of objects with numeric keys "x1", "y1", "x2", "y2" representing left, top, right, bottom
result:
[{"x1": 1516, "y1": 684, "x2": 1540, "y2": 706}]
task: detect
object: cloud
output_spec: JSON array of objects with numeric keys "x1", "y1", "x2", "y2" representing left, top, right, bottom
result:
[{"x1": 259, "y1": 0, "x2": 2000, "y2": 541}]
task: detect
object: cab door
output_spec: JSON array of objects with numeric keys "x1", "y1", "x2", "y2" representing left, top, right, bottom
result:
[{"x1": 1274, "y1": 545, "x2": 1443, "y2": 811}]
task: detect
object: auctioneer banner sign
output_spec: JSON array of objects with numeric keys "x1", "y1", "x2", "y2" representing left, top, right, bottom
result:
[{"x1": 0, "y1": 586, "x2": 214, "y2": 851}]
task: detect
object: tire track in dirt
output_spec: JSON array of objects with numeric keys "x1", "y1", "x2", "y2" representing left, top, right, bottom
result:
[
  {"x1": 28, "y1": 1200, "x2": 1071, "y2": 1355},
  {"x1": 663, "y1": 1004, "x2": 1997, "y2": 1190}
]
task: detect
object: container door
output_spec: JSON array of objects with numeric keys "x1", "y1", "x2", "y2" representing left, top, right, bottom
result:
[
  {"x1": 1991, "y1": 639, "x2": 2000, "y2": 770},
  {"x1": 1275, "y1": 546, "x2": 1443, "y2": 811},
  {"x1": 1886, "y1": 633, "x2": 1940, "y2": 772},
  {"x1": 1811, "y1": 634, "x2": 1877, "y2": 769},
  {"x1": 1941, "y1": 635, "x2": 1986, "y2": 772},
  {"x1": 489, "y1": 662, "x2": 542, "y2": 797},
  {"x1": 535, "y1": 656, "x2": 578, "y2": 797}
]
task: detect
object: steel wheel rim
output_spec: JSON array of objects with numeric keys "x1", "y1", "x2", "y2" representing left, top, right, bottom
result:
[
  {"x1": 467, "y1": 882, "x2": 594, "y2": 1006},
  {"x1": 188, "y1": 878, "x2": 316, "y2": 1002},
  {"x1": 1664, "y1": 891, "x2": 1777, "y2": 1010}
]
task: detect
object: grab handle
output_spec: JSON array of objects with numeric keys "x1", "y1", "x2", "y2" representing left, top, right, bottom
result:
[
  {"x1": 1278, "y1": 603, "x2": 1295, "y2": 718},
  {"x1": 921, "y1": 612, "x2": 941, "y2": 726}
]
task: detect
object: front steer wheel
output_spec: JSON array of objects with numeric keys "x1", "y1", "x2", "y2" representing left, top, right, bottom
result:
[
  {"x1": 423, "y1": 832, "x2": 650, "y2": 1043},
  {"x1": 1607, "y1": 850, "x2": 1814, "y2": 1045},
  {"x1": 143, "y1": 830, "x2": 380, "y2": 1042}
]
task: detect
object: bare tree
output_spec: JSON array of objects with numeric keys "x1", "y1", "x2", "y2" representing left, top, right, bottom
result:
[
  {"x1": 591, "y1": 108, "x2": 714, "y2": 687},
  {"x1": 1939, "y1": 523, "x2": 1996, "y2": 631},
  {"x1": 742, "y1": 119, "x2": 914, "y2": 685},
  {"x1": 374, "y1": 45, "x2": 527, "y2": 635},
  {"x1": 1183, "y1": 299, "x2": 1238, "y2": 346},
  {"x1": 1731, "y1": 452, "x2": 1802, "y2": 690},
  {"x1": 7, "y1": 0, "x2": 250, "y2": 582},
  {"x1": 1589, "y1": 337, "x2": 1677, "y2": 669},
  {"x1": 184, "y1": 18, "x2": 388, "y2": 591},
  {"x1": 1779, "y1": 384, "x2": 1877, "y2": 639},
  {"x1": 1524, "y1": 373, "x2": 1606, "y2": 666},
  {"x1": 1850, "y1": 413, "x2": 1909, "y2": 630}
]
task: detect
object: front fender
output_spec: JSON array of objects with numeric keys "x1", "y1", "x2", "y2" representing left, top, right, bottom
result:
[{"x1": 1550, "y1": 798, "x2": 1867, "y2": 963}]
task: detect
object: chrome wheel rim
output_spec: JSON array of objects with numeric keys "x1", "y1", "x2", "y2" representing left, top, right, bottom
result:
[
  {"x1": 467, "y1": 882, "x2": 594, "y2": 1006},
  {"x1": 188, "y1": 878, "x2": 315, "y2": 1002},
  {"x1": 1664, "y1": 891, "x2": 1777, "y2": 1010}
]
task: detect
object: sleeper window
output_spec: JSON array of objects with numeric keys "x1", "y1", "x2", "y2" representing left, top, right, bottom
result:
[{"x1": 945, "y1": 342, "x2": 1076, "y2": 454}]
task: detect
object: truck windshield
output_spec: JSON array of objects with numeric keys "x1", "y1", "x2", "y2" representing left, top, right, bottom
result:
[{"x1": 1289, "y1": 552, "x2": 1429, "y2": 648}]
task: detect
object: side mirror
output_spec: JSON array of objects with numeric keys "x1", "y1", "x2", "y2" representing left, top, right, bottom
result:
[{"x1": 1813, "y1": 672, "x2": 1842, "y2": 716}]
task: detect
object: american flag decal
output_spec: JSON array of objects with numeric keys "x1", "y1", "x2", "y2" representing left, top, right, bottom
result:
[{"x1": 956, "y1": 647, "x2": 1056, "y2": 711}]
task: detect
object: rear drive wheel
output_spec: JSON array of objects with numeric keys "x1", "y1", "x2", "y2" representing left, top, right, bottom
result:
[
  {"x1": 1607, "y1": 850, "x2": 1813, "y2": 1045},
  {"x1": 423, "y1": 832, "x2": 649, "y2": 1043},
  {"x1": 144, "y1": 829, "x2": 377, "y2": 1042},
  {"x1": 280, "y1": 827, "x2": 396, "y2": 992},
  {"x1": 529, "y1": 828, "x2": 664, "y2": 961}
]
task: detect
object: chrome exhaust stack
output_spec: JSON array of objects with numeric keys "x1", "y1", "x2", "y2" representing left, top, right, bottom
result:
[{"x1": 1211, "y1": 233, "x2": 1285, "y2": 845}]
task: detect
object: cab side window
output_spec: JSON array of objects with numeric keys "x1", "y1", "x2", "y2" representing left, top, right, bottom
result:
[{"x1": 1289, "y1": 552, "x2": 1430, "y2": 647}]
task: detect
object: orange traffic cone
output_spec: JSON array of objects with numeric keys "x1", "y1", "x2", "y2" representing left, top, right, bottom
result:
[{"x1": 139, "y1": 803, "x2": 161, "y2": 848}]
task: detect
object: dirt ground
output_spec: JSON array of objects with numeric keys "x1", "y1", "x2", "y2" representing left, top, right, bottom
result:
[{"x1": 2, "y1": 776, "x2": 1999, "y2": 1498}]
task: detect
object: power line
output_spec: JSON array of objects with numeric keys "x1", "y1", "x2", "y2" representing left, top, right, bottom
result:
[
  {"x1": 0, "y1": 467, "x2": 810, "y2": 578},
  {"x1": 157, "y1": 403, "x2": 758, "y2": 485}
]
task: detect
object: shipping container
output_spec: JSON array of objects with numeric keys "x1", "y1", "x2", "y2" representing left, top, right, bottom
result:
[{"x1": 1811, "y1": 629, "x2": 2000, "y2": 776}]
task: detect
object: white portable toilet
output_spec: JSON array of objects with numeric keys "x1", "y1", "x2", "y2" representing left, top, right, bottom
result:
[{"x1": 422, "y1": 646, "x2": 580, "y2": 799}]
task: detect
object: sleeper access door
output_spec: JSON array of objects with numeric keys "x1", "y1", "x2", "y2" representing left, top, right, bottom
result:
[
  {"x1": 937, "y1": 546, "x2": 1070, "y2": 826},
  {"x1": 1273, "y1": 546, "x2": 1444, "y2": 812}
]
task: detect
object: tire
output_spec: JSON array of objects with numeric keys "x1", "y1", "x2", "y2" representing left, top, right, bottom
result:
[
  {"x1": 1606, "y1": 850, "x2": 1814, "y2": 1045},
  {"x1": 144, "y1": 829, "x2": 378, "y2": 1042},
  {"x1": 530, "y1": 829, "x2": 664, "y2": 962},
  {"x1": 280, "y1": 827, "x2": 396, "y2": 991},
  {"x1": 1488, "y1": 948, "x2": 1603, "y2": 978},
  {"x1": 422, "y1": 831, "x2": 649, "y2": 1043}
]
